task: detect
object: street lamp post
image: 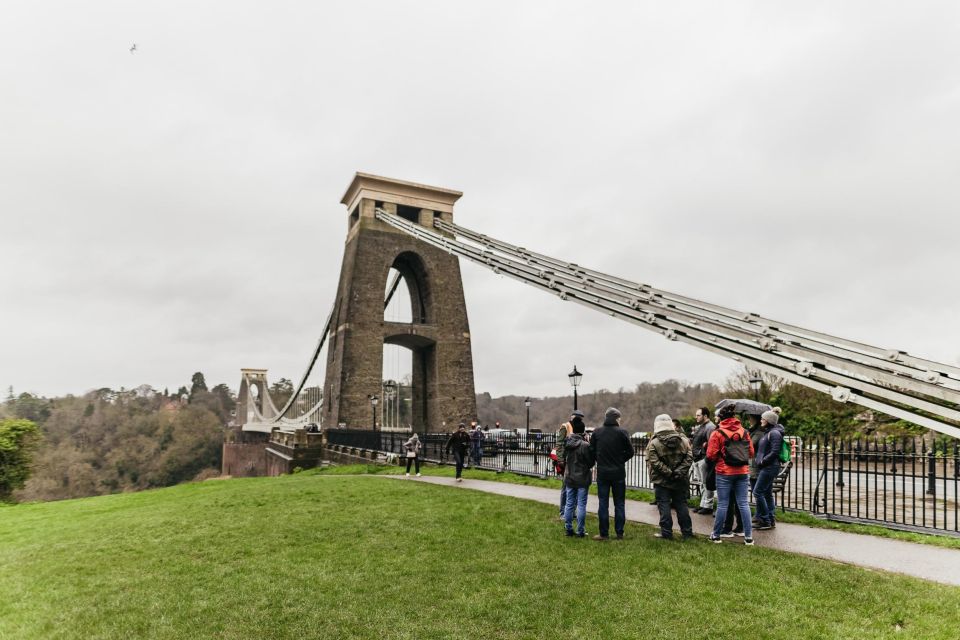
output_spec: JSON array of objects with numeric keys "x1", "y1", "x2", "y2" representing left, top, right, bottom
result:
[
  {"x1": 525, "y1": 397, "x2": 536, "y2": 471},
  {"x1": 568, "y1": 365, "x2": 583, "y2": 411},
  {"x1": 748, "y1": 373, "x2": 763, "y2": 402},
  {"x1": 369, "y1": 394, "x2": 379, "y2": 431}
]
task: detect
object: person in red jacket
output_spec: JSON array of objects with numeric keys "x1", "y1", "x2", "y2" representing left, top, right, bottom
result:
[{"x1": 706, "y1": 404, "x2": 755, "y2": 545}]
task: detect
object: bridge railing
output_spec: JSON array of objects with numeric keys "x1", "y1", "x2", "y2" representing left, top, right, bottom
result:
[{"x1": 328, "y1": 428, "x2": 960, "y2": 536}]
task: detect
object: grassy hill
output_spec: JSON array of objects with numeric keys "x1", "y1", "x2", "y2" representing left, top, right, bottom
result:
[{"x1": 2, "y1": 472, "x2": 958, "y2": 639}]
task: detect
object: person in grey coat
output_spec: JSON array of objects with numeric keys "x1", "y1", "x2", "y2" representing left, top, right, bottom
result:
[
  {"x1": 563, "y1": 419, "x2": 595, "y2": 538},
  {"x1": 403, "y1": 433, "x2": 422, "y2": 477}
]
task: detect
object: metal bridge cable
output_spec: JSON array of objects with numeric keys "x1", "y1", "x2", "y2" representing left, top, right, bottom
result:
[
  {"x1": 435, "y1": 218, "x2": 960, "y2": 385},
  {"x1": 271, "y1": 305, "x2": 335, "y2": 421},
  {"x1": 436, "y1": 224, "x2": 960, "y2": 403},
  {"x1": 375, "y1": 209, "x2": 960, "y2": 439}
]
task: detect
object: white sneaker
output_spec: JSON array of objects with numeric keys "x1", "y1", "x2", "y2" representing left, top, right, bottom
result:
[
  {"x1": 456, "y1": 477, "x2": 463, "y2": 482},
  {"x1": 405, "y1": 473, "x2": 410, "y2": 477},
  {"x1": 416, "y1": 473, "x2": 422, "y2": 477}
]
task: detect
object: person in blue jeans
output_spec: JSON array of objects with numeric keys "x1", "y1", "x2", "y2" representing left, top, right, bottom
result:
[
  {"x1": 753, "y1": 410, "x2": 784, "y2": 529},
  {"x1": 589, "y1": 407, "x2": 634, "y2": 540},
  {"x1": 707, "y1": 404, "x2": 756, "y2": 545},
  {"x1": 562, "y1": 418, "x2": 594, "y2": 537},
  {"x1": 555, "y1": 410, "x2": 585, "y2": 519}
]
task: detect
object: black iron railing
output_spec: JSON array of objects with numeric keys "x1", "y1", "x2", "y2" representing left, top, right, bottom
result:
[{"x1": 331, "y1": 428, "x2": 960, "y2": 535}]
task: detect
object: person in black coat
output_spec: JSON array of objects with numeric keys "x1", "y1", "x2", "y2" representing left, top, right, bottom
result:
[
  {"x1": 445, "y1": 423, "x2": 471, "y2": 482},
  {"x1": 588, "y1": 407, "x2": 634, "y2": 540}
]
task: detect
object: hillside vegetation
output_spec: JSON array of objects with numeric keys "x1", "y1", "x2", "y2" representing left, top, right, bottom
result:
[{"x1": 1, "y1": 473, "x2": 958, "y2": 639}]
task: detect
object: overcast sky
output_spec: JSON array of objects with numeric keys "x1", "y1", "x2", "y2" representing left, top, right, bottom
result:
[{"x1": 2, "y1": 1, "x2": 959, "y2": 402}]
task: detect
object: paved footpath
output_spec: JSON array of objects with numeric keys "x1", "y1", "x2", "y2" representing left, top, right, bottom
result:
[{"x1": 389, "y1": 475, "x2": 960, "y2": 587}]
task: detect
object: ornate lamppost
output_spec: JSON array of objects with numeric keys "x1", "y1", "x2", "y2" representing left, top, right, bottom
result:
[
  {"x1": 568, "y1": 365, "x2": 583, "y2": 411},
  {"x1": 749, "y1": 372, "x2": 763, "y2": 402},
  {"x1": 369, "y1": 394, "x2": 379, "y2": 431}
]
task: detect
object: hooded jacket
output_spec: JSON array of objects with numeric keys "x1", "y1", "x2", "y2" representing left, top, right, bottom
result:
[
  {"x1": 755, "y1": 423, "x2": 785, "y2": 469},
  {"x1": 445, "y1": 430, "x2": 470, "y2": 456},
  {"x1": 589, "y1": 418, "x2": 634, "y2": 481},
  {"x1": 403, "y1": 434, "x2": 422, "y2": 456},
  {"x1": 646, "y1": 430, "x2": 693, "y2": 489},
  {"x1": 706, "y1": 417, "x2": 754, "y2": 476},
  {"x1": 563, "y1": 433, "x2": 595, "y2": 488}
]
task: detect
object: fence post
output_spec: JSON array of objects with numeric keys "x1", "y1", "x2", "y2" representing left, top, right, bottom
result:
[
  {"x1": 835, "y1": 439, "x2": 845, "y2": 487},
  {"x1": 927, "y1": 446, "x2": 936, "y2": 496}
]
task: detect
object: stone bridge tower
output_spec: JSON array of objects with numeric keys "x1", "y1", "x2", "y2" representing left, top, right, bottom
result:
[{"x1": 322, "y1": 173, "x2": 477, "y2": 432}]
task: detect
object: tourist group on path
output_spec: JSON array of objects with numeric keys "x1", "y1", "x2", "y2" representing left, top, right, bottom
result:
[{"x1": 554, "y1": 403, "x2": 786, "y2": 545}]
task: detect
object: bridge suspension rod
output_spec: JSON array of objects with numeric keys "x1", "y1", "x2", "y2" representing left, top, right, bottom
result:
[
  {"x1": 375, "y1": 208, "x2": 960, "y2": 439},
  {"x1": 435, "y1": 218, "x2": 960, "y2": 388}
]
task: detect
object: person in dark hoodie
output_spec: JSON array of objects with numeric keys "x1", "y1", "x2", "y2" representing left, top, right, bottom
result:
[
  {"x1": 589, "y1": 407, "x2": 634, "y2": 541},
  {"x1": 562, "y1": 418, "x2": 595, "y2": 538},
  {"x1": 445, "y1": 423, "x2": 471, "y2": 482},
  {"x1": 646, "y1": 414, "x2": 695, "y2": 540},
  {"x1": 753, "y1": 410, "x2": 785, "y2": 529},
  {"x1": 707, "y1": 404, "x2": 755, "y2": 545}
]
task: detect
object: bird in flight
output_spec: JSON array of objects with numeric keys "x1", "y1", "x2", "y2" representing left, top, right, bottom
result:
[{"x1": 130, "y1": 43, "x2": 137, "y2": 54}]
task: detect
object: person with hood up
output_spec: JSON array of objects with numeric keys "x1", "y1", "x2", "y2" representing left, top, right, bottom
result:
[
  {"x1": 562, "y1": 418, "x2": 595, "y2": 537},
  {"x1": 554, "y1": 410, "x2": 585, "y2": 520},
  {"x1": 646, "y1": 414, "x2": 695, "y2": 540},
  {"x1": 445, "y1": 423, "x2": 471, "y2": 482},
  {"x1": 403, "y1": 432, "x2": 422, "y2": 477},
  {"x1": 589, "y1": 407, "x2": 634, "y2": 541},
  {"x1": 469, "y1": 420, "x2": 484, "y2": 467},
  {"x1": 753, "y1": 410, "x2": 785, "y2": 529},
  {"x1": 706, "y1": 404, "x2": 756, "y2": 545}
]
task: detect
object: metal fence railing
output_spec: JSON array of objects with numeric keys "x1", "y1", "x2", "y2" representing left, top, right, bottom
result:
[{"x1": 327, "y1": 428, "x2": 960, "y2": 535}]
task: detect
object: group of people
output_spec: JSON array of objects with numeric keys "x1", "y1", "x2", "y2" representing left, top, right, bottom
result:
[
  {"x1": 553, "y1": 403, "x2": 787, "y2": 545},
  {"x1": 553, "y1": 407, "x2": 635, "y2": 539}
]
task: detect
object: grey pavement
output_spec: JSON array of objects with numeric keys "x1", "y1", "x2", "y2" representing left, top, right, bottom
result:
[{"x1": 389, "y1": 474, "x2": 960, "y2": 587}]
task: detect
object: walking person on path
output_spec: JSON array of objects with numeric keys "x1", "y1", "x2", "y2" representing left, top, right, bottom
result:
[
  {"x1": 562, "y1": 418, "x2": 595, "y2": 538},
  {"x1": 403, "y1": 432, "x2": 422, "y2": 477},
  {"x1": 691, "y1": 407, "x2": 717, "y2": 515},
  {"x1": 707, "y1": 404, "x2": 755, "y2": 545},
  {"x1": 647, "y1": 414, "x2": 695, "y2": 540},
  {"x1": 753, "y1": 410, "x2": 785, "y2": 529},
  {"x1": 589, "y1": 407, "x2": 634, "y2": 541},
  {"x1": 445, "y1": 423, "x2": 471, "y2": 482}
]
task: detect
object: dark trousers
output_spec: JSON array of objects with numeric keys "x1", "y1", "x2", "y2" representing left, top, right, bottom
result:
[
  {"x1": 453, "y1": 451, "x2": 465, "y2": 478},
  {"x1": 754, "y1": 464, "x2": 780, "y2": 524},
  {"x1": 654, "y1": 484, "x2": 693, "y2": 538},
  {"x1": 405, "y1": 456, "x2": 421, "y2": 474},
  {"x1": 596, "y1": 477, "x2": 626, "y2": 538}
]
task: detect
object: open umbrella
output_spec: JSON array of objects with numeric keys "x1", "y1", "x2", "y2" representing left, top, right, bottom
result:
[{"x1": 714, "y1": 398, "x2": 772, "y2": 415}]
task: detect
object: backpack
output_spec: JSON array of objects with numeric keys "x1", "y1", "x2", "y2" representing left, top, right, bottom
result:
[
  {"x1": 720, "y1": 428, "x2": 750, "y2": 467},
  {"x1": 779, "y1": 437, "x2": 791, "y2": 463}
]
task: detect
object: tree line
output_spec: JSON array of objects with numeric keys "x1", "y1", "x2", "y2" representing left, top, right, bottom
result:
[
  {"x1": 2, "y1": 367, "x2": 925, "y2": 504},
  {"x1": 1, "y1": 372, "x2": 244, "y2": 503}
]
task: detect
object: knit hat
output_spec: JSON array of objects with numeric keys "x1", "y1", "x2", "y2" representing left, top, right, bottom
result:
[
  {"x1": 571, "y1": 409, "x2": 585, "y2": 418},
  {"x1": 761, "y1": 410, "x2": 779, "y2": 426},
  {"x1": 604, "y1": 407, "x2": 621, "y2": 421},
  {"x1": 653, "y1": 414, "x2": 674, "y2": 434}
]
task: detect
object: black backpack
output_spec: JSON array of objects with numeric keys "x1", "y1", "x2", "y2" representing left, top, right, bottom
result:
[{"x1": 720, "y1": 428, "x2": 750, "y2": 467}]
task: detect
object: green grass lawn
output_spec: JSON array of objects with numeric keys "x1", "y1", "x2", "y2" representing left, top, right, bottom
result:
[
  {"x1": 314, "y1": 463, "x2": 960, "y2": 551},
  {"x1": 2, "y1": 474, "x2": 959, "y2": 639}
]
